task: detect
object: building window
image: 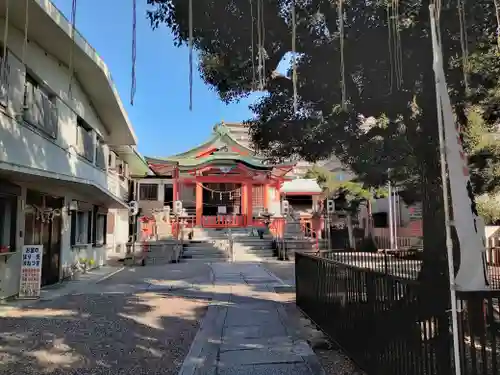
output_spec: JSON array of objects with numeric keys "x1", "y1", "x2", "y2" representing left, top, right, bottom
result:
[
  {"x1": 76, "y1": 117, "x2": 94, "y2": 162},
  {"x1": 23, "y1": 72, "x2": 58, "y2": 138},
  {"x1": 0, "y1": 195, "x2": 17, "y2": 253},
  {"x1": 139, "y1": 183, "x2": 158, "y2": 201},
  {"x1": 0, "y1": 45, "x2": 10, "y2": 106},
  {"x1": 71, "y1": 210, "x2": 90, "y2": 245},
  {"x1": 95, "y1": 137, "x2": 106, "y2": 170},
  {"x1": 93, "y1": 213, "x2": 106, "y2": 246}
]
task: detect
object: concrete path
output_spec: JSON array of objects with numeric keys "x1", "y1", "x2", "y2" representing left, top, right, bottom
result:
[{"x1": 178, "y1": 262, "x2": 325, "y2": 375}]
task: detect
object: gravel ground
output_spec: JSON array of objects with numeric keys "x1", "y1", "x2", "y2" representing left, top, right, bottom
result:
[{"x1": 0, "y1": 263, "x2": 211, "y2": 375}]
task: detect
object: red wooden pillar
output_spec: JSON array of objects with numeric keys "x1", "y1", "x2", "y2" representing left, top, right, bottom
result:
[
  {"x1": 241, "y1": 184, "x2": 248, "y2": 226},
  {"x1": 246, "y1": 182, "x2": 253, "y2": 226},
  {"x1": 196, "y1": 182, "x2": 203, "y2": 226},
  {"x1": 173, "y1": 180, "x2": 178, "y2": 202}
]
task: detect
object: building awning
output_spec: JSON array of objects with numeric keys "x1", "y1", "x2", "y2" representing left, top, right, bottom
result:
[
  {"x1": 281, "y1": 179, "x2": 322, "y2": 195},
  {"x1": 0, "y1": 167, "x2": 128, "y2": 209}
]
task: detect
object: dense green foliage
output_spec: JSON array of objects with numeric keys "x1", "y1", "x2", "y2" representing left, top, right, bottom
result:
[{"x1": 147, "y1": 1, "x2": 500, "y2": 264}]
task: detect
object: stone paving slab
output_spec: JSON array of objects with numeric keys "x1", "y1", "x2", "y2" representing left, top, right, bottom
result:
[
  {"x1": 177, "y1": 262, "x2": 326, "y2": 375},
  {"x1": 216, "y1": 363, "x2": 313, "y2": 375},
  {"x1": 218, "y1": 348, "x2": 303, "y2": 366}
]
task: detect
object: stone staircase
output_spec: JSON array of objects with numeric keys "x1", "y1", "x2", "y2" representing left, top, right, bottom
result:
[
  {"x1": 181, "y1": 228, "x2": 229, "y2": 261},
  {"x1": 179, "y1": 223, "x2": 322, "y2": 263}
]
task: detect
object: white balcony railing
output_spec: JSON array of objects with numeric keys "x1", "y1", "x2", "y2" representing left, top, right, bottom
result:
[
  {"x1": 23, "y1": 82, "x2": 58, "y2": 139},
  {"x1": 107, "y1": 172, "x2": 130, "y2": 202}
]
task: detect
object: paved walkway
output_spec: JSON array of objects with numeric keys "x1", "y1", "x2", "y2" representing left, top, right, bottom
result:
[{"x1": 179, "y1": 262, "x2": 324, "y2": 375}]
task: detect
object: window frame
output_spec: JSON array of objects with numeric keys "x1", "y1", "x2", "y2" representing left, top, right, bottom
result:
[
  {"x1": 139, "y1": 183, "x2": 159, "y2": 201},
  {"x1": 0, "y1": 194, "x2": 17, "y2": 252},
  {"x1": 71, "y1": 210, "x2": 90, "y2": 245},
  {"x1": 76, "y1": 116, "x2": 95, "y2": 162}
]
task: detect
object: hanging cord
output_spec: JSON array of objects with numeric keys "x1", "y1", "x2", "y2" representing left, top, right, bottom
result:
[
  {"x1": 1, "y1": 0, "x2": 9, "y2": 81},
  {"x1": 457, "y1": 0, "x2": 469, "y2": 92},
  {"x1": 256, "y1": 0, "x2": 264, "y2": 90},
  {"x1": 387, "y1": 4, "x2": 394, "y2": 93},
  {"x1": 22, "y1": 0, "x2": 28, "y2": 66},
  {"x1": 394, "y1": 0, "x2": 403, "y2": 88},
  {"x1": 495, "y1": 0, "x2": 500, "y2": 53},
  {"x1": 68, "y1": 0, "x2": 77, "y2": 99},
  {"x1": 250, "y1": 0, "x2": 256, "y2": 90},
  {"x1": 131, "y1": 0, "x2": 137, "y2": 105},
  {"x1": 260, "y1": 0, "x2": 266, "y2": 89},
  {"x1": 291, "y1": 1, "x2": 298, "y2": 113},
  {"x1": 188, "y1": 0, "x2": 193, "y2": 110},
  {"x1": 338, "y1": 0, "x2": 346, "y2": 110}
]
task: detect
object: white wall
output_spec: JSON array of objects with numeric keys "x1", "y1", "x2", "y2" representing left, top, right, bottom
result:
[
  {"x1": 0, "y1": 19, "x2": 132, "y2": 298},
  {"x1": 0, "y1": 21, "x2": 119, "y2": 194},
  {"x1": 370, "y1": 196, "x2": 411, "y2": 226}
]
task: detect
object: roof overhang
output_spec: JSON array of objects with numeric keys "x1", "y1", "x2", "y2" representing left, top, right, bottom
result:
[
  {"x1": 112, "y1": 146, "x2": 151, "y2": 177},
  {"x1": 281, "y1": 179, "x2": 323, "y2": 195},
  {"x1": 1, "y1": 0, "x2": 137, "y2": 145},
  {"x1": 0, "y1": 164, "x2": 127, "y2": 209}
]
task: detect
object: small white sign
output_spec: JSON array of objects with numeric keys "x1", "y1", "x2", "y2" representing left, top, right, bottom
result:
[
  {"x1": 19, "y1": 245, "x2": 43, "y2": 299},
  {"x1": 217, "y1": 206, "x2": 227, "y2": 214}
]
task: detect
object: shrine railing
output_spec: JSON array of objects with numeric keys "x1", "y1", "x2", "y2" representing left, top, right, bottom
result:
[{"x1": 201, "y1": 215, "x2": 245, "y2": 228}]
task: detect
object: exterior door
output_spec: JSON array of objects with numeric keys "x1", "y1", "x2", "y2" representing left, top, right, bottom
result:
[{"x1": 24, "y1": 191, "x2": 62, "y2": 287}]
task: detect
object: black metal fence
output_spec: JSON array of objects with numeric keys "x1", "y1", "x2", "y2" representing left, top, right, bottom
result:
[
  {"x1": 295, "y1": 252, "x2": 500, "y2": 375},
  {"x1": 318, "y1": 248, "x2": 500, "y2": 289}
]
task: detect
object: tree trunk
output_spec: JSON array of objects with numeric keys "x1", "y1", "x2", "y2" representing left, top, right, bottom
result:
[{"x1": 413, "y1": 56, "x2": 454, "y2": 375}]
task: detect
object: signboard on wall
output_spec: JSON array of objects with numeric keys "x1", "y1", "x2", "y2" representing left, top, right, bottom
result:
[
  {"x1": 19, "y1": 245, "x2": 43, "y2": 299},
  {"x1": 217, "y1": 206, "x2": 227, "y2": 214}
]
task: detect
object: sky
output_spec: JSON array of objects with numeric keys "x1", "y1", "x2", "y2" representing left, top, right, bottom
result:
[{"x1": 51, "y1": 0, "x2": 261, "y2": 157}]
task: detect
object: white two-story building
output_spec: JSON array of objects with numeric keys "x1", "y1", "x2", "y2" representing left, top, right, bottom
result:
[{"x1": 0, "y1": 0, "x2": 149, "y2": 298}]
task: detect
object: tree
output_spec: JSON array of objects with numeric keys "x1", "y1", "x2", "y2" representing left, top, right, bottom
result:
[
  {"x1": 147, "y1": 1, "x2": 497, "y2": 277},
  {"x1": 304, "y1": 165, "x2": 373, "y2": 213}
]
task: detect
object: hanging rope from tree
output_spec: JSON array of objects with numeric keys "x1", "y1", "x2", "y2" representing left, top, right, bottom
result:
[
  {"x1": 386, "y1": 3, "x2": 394, "y2": 93},
  {"x1": 68, "y1": 0, "x2": 77, "y2": 99},
  {"x1": 387, "y1": 0, "x2": 403, "y2": 91},
  {"x1": 256, "y1": 0, "x2": 264, "y2": 90},
  {"x1": 457, "y1": 0, "x2": 469, "y2": 91},
  {"x1": 291, "y1": 1, "x2": 298, "y2": 113},
  {"x1": 1, "y1": 0, "x2": 9, "y2": 80},
  {"x1": 131, "y1": 0, "x2": 137, "y2": 105},
  {"x1": 493, "y1": 0, "x2": 500, "y2": 53},
  {"x1": 338, "y1": 0, "x2": 347, "y2": 110},
  {"x1": 250, "y1": 0, "x2": 256, "y2": 90},
  {"x1": 188, "y1": 0, "x2": 193, "y2": 110},
  {"x1": 22, "y1": 0, "x2": 29, "y2": 66}
]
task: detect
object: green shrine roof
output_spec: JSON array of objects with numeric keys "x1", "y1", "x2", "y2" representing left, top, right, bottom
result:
[{"x1": 146, "y1": 123, "x2": 293, "y2": 172}]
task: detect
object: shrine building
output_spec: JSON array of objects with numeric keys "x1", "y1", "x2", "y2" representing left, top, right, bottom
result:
[{"x1": 134, "y1": 123, "x2": 323, "y2": 230}]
